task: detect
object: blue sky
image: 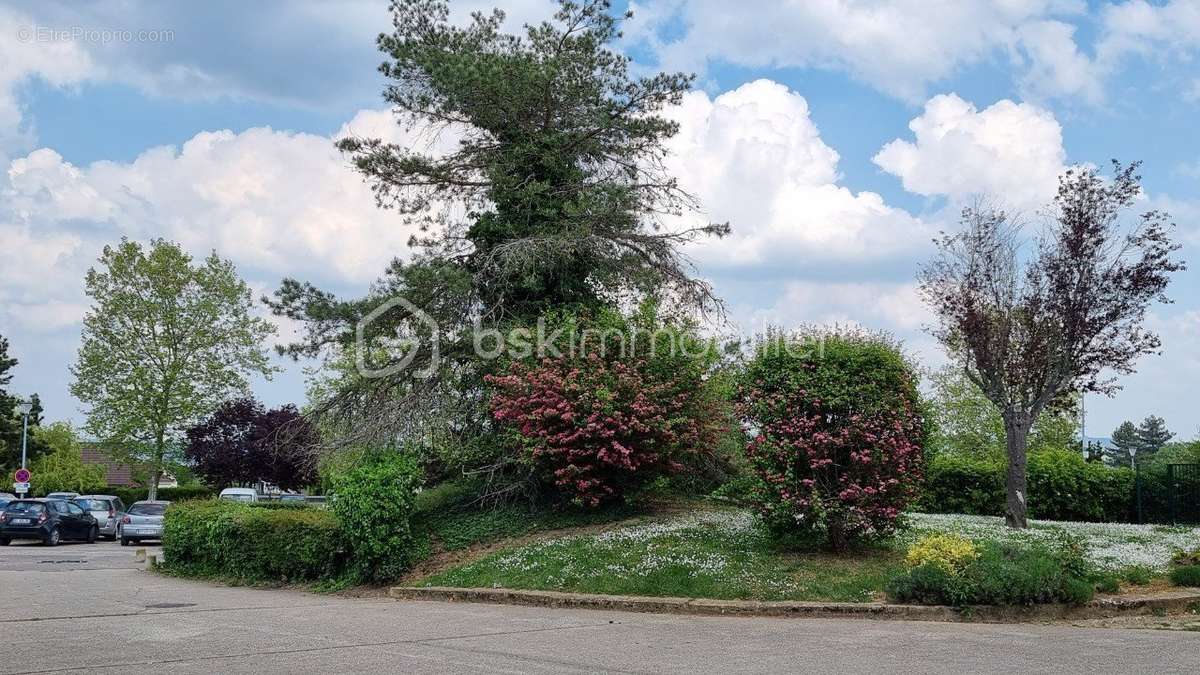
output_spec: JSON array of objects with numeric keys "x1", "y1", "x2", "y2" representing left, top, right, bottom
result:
[{"x1": 1, "y1": 0, "x2": 1198, "y2": 440}]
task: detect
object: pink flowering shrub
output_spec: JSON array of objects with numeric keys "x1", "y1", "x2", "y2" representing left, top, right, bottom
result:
[
  {"x1": 738, "y1": 328, "x2": 925, "y2": 551},
  {"x1": 486, "y1": 348, "x2": 723, "y2": 507}
]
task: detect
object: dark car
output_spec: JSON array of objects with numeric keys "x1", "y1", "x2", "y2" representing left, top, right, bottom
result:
[{"x1": 0, "y1": 499, "x2": 99, "y2": 546}]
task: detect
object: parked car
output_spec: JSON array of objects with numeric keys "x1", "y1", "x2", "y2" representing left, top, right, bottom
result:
[
  {"x1": 0, "y1": 493, "x2": 15, "y2": 507},
  {"x1": 119, "y1": 500, "x2": 170, "y2": 546},
  {"x1": 278, "y1": 494, "x2": 307, "y2": 504},
  {"x1": 45, "y1": 492, "x2": 80, "y2": 501},
  {"x1": 218, "y1": 487, "x2": 258, "y2": 503},
  {"x1": 0, "y1": 498, "x2": 98, "y2": 546},
  {"x1": 73, "y1": 495, "x2": 127, "y2": 541}
]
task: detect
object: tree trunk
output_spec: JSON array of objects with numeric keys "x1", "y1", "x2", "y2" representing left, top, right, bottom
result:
[
  {"x1": 827, "y1": 514, "x2": 849, "y2": 553},
  {"x1": 148, "y1": 430, "x2": 164, "y2": 502},
  {"x1": 1003, "y1": 411, "x2": 1032, "y2": 529}
]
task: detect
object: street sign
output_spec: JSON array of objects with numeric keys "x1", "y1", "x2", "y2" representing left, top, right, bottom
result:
[
  {"x1": 13, "y1": 482, "x2": 30, "y2": 492},
  {"x1": 14, "y1": 468, "x2": 30, "y2": 483}
]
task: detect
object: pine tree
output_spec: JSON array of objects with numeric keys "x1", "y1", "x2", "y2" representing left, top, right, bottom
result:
[
  {"x1": 1106, "y1": 421, "x2": 1138, "y2": 467},
  {"x1": 1134, "y1": 415, "x2": 1173, "y2": 459}
]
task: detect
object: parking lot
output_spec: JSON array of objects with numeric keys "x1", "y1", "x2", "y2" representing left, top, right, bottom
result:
[{"x1": 3, "y1": 539, "x2": 1200, "y2": 674}]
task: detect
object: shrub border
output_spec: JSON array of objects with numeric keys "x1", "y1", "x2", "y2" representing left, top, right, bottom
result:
[{"x1": 388, "y1": 585, "x2": 1200, "y2": 623}]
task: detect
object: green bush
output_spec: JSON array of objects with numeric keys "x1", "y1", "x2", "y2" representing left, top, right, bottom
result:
[
  {"x1": 162, "y1": 500, "x2": 342, "y2": 583},
  {"x1": 887, "y1": 539, "x2": 1096, "y2": 607},
  {"x1": 1169, "y1": 565, "x2": 1200, "y2": 587},
  {"x1": 331, "y1": 451, "x2": 422, "y2": 582},
  {"x1": 921, "y1": 450, "x2": 1133, "y2": 522}
]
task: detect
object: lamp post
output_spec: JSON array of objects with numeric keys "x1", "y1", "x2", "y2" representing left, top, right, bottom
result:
[
  {"x1": 1130, "y1": 446, "x2": 1142, "y2": 524},
  {"x1": 15, "y1": 399, "x2": 32, "y2": 496}
]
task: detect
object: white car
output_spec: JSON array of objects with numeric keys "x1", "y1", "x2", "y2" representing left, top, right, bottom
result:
[{"x1": 218, "y1": 487, "x2": 259, "y2": 503}]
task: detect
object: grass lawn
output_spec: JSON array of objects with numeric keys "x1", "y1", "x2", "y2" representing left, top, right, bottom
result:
[{"x1": 410, "y1": 508, "x2": 1200, "y2": 602}]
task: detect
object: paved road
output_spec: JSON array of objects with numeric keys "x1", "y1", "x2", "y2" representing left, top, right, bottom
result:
[{"x1": 1, "y1": 540, "x2": 1198, "y2": 674}]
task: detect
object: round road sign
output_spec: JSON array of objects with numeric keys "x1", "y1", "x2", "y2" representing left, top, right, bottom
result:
[{"x1": 14, "y1": 468, "x2": 30, "y2": 483}]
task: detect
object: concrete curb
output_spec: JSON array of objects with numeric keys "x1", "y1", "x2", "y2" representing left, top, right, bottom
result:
[{"x1": 388, "y1": 586, "x2": 1200, "y2": 623}]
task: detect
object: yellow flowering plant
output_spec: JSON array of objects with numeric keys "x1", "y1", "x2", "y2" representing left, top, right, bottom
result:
[{"x1": 905, "y1": 534, "x2": 979, "y2": 575}]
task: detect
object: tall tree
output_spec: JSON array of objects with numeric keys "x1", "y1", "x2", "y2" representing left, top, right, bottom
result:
[
  {"x1": 1135, "y1": 415, "x2": 1173, "y2": 459},
  {"x1": 269, "y1": 0, "x2": 727, "y2": 450},
  {"x1": 0, "y1": 335, "x2": 47, "y2": 470},
  {"x1": 920, "y1": 162, "x2": 1185, "y2": 528},
  {"x1": 0, "y1": 334, "x2": 15, "y2": 389},
  {"x1": 1107, "y1": 420, "x2": 1139, "y2": 467},
  {"x1": 71, "y1": 239, "x2": 277, "y2": 500}
]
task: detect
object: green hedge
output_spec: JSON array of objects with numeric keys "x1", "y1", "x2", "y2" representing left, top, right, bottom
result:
[
  {"x1": 921, "y1": 450, "x2": 1134, "y2": 522},
  {"x1": 162, "y1": 500, "x2": 343, "y2": 583},
  {"x1": 105, "y1": 485, "x2": 215, "y2": 505}
]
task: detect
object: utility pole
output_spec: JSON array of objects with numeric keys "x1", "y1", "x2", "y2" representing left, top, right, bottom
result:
[
  {"x1": 16, "y1": 399, "x2": 32, "y2": 496},
  {"x1": 1079, "y1": 393, "x2": 1087, "y2": 459}
]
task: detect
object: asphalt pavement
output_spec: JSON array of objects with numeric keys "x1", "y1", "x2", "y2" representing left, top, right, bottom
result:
[{"x1": 1, "y1": 539, "x2": 1197, "y2": 674}]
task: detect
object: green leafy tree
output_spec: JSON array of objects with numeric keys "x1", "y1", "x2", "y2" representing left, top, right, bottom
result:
[
  {"x1": 927, "y1": 366, "x2": 1079, "y2": 458},
  {"x1": 1135, "y1": 415, "x2": 1173, "y2": 459},
  {"x1": 269, "y1": 0, "x2": 727, "y2": 451},
  {"x1": 29, "y1": 422, "x2": 106, "y2": 496},
  {"x1": 71, "y1": 239, "x2": 277, "y2": 500},
  {"x1": 1107, "y1": 420, "x2": 1139, "y2": 467}
]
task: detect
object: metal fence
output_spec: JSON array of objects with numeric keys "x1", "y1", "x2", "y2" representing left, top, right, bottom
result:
[{"x1": 1168, "y1": 463, "x2": 1200, "y2": 524}]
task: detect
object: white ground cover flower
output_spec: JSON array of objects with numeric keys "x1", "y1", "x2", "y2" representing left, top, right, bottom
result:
[
  {"x1": 474, "y1": 510, "x2": 799, "y2": 594},
  {"x1": 905, "y1": 513, "x2": 1200, "y2": 572}
]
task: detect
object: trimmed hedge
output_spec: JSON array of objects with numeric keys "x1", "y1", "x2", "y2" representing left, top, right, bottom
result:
[
  {"x1": 921, "y1": 450, "x2": 1134, "y2": 522},
  {"x1": 105, "y1": 485, "x2": 215, "y2": 505},
  {"x1": 162, "y1": 500, "x2": 343, "y2": 583}
]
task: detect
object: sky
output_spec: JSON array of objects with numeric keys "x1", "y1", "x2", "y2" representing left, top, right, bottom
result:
[{"x1": 0, "y1": 0, "x2": 1198, "y2": 440}]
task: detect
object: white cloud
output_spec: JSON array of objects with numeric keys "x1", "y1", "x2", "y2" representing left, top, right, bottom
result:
[
  {"x1": 626, "y1": 0, "x2": 1097, "y2": 102},
  {"x1": 0, "y1": 8, "x2": 95, "y2": 159},
  {"x1": 0, "y1": 108, "x2": 473, "y2": 346},
  {"x1": 772, "y1": 281, "x2": 929, "y2": 332},
  {"x1": 1098, "y1": 0, "x2": 1200, "y2": 63},
  {"x1": 1016, "y1": 20, "x2": 1105, "y2": 103},
  {"x1": 11, "y1": 0, "x2": 557, "y2": 111},
  {"x1": 873, "y1": 94, "x2": 1067, "y2": 209},
  {"x1": 2, "y1": 120, "x2": 445, "y2": 287},
  {"x1": 664, "y1": 79, "x2": 931, "y2": 273}
]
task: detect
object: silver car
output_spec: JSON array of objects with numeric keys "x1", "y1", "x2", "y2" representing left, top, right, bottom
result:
[
  {"x1": 119, "y1": 500, "x2": 170, "y2": 546},
  {"x1": 73, "y1": 495, "x2": 127, "y2": 540},
  {"x1": 45, "y1": 492, "x2": 80, "y2": 501}
]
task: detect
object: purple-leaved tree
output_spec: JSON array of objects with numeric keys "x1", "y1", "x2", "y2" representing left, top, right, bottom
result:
[{"x1": 919, "y1": 161, "x2": 1186, "y2": 528}]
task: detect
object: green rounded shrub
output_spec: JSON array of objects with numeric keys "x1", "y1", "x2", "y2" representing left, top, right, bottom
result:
[
  {"x1": 738, "y1": 328, "x2": 926, "y2": 551},
  {"x1": 331, "y1": 451, "x2": 423, "y2": 583}
]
